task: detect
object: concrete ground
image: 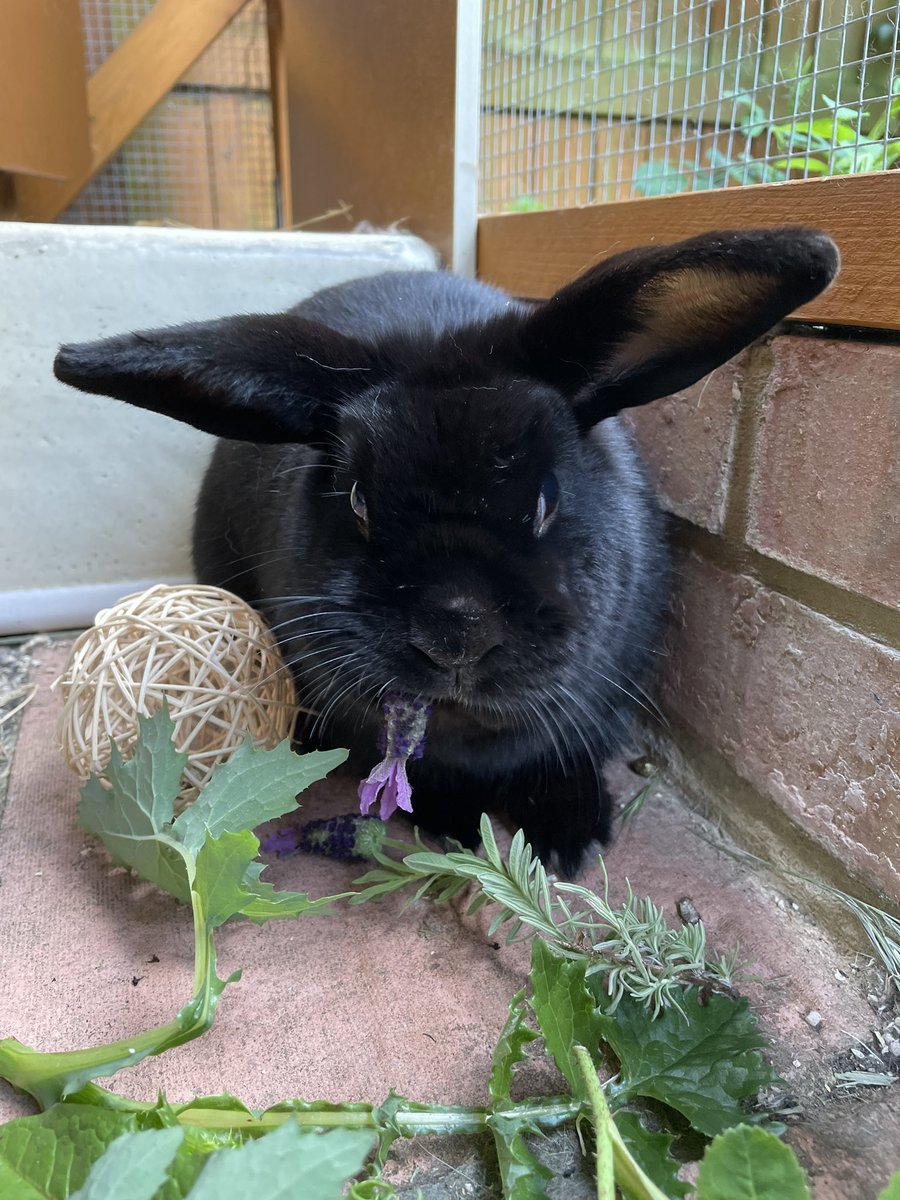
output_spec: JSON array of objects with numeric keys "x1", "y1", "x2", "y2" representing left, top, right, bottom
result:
[{"x1": 0, "y1": 643, "x2": 897, "y2": 1197}]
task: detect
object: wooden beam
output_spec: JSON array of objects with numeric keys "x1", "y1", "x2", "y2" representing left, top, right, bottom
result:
[
  {"x1": 265, "y1": 0, "x2": 293, "y2": 228},
  {"x1": 14, "y1": 0, "x2": 250, "y2": 222},
  {"x1": 477, "y1": 173, "x2": 900, "y2": 332},
  {"x1": 0, "y1": 0, "x2": 90, "y2": 181},
  {"x1": 278, "y1": 0, "x2": 460, "y2": 263}
]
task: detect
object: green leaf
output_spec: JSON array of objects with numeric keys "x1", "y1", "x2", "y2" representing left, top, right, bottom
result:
[
  {"x1": 196, "y1": 834, "x2": 344, "y2": 928},
  {"x1": 70, "y1": 1128, "x2": 184, "y2": 1200},
  {"x1": 632, "y1": 160, "x2": 693, "y2": 196},
  {"x1": 489, "y1": 990, "x2": 539, "y2": 1105},
  {"x1": 173, "y1": 739, "x2": 347, "y2": 856},
  {"x1": 196, "y1": 832, "x2": 263, "y2": 928},
  {"x1": 487, "y1": 1114, "x2": 553, "y2": 1200},
  {"x1": 616, "y1": 1111, "x2": 690, "y2": 1198},
  {"x1": 155, "y1": 1140, "x2": 210, "y2": 1200},
  {"x1": 695, "y1": 1125, "x2": 810, "y2": 1199},
  {"x1": 80, "y1": 708, "x2": 346, "y2": 920},
  {"x1": 238, "y1": 861, "x2": 345, "y2": 923},
  {"x1": 530, "y1": 940, "x2": 603, "y2": 1095},
  {"x1": 486, "y1": 991, "x2": 562, "y2": 1200},
  {"x1": 0, "y1": 1105, "x2": 137, "y2": 1199},
  {"x1": 879, "y1": 1173, "x2": 900, "y2": 1200},
  {"x1": 79, "y1": 735, "x2": 191, "y2": 904},
  {"x1": 589, "y1": 985, "x2": 777, "y2": 1137},
  {"x1": 109, "y1": 705, "x2": 187, "y2": 830},
  {"x1": 185, "y1": 1124, "x2": 374, "y2": 1200}
]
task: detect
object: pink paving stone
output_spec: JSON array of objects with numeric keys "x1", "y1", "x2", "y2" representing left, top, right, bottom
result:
[
  {"x1": 623, "y1": 352, "x2": 746, "y2": 532},
  {"x1": 1, "y1": 643, "x2": 898, "y2": 1195},
  {"x1": 663, "y1": 552, "x2": 900, "y2": 899},
  {"x1": 747, "y1": 336, "x2": 900, "y2": 608}
]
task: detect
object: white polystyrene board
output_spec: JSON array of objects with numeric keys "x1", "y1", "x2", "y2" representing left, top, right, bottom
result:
[
  {"x1": 0, "y1": 223, "x2": 438, "y2": 635},
  {"x1": 452, "y1": 0, "x2": 483, "y2": 278}
]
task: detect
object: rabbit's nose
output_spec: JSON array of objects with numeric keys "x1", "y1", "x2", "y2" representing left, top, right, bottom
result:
[{"x1": 409, "y1": 594, "x2": 503, "y2": 670}]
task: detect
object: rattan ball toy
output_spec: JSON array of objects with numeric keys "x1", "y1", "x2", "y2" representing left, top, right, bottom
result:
[{"x1": 56, "y1": 583, "x2": 300, "y2": 805}]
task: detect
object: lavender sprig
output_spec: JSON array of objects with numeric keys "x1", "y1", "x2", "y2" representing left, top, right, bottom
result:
[{"x1": 359, "y1": 693, "x2": 430, "y2": 820}]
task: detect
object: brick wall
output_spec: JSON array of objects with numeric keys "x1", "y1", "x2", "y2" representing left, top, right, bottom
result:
[{"x1": 624, "y1": 333, "x2": 900, "y2": 903}]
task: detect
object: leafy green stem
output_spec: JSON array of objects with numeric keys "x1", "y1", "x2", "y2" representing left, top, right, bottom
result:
[
  {"x1": 573, "y1": 1046, "x2": 670, "y2": 1200},
  {"x1": 573, "y1": 1046, "x2": 614, "y2": 1200},
  {"x1": 0, "y1": 873, "x2": 233, "y2": 1111},
  {"x1": 59, "y1": 1081, "x2": 581, "y2": 1137}
]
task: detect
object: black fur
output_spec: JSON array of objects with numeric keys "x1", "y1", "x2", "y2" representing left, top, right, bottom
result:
[{"x1": 54, "y1": 228, "x2": 839, "y2": 873}]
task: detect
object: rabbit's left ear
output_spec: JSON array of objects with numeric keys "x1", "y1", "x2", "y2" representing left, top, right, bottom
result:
[{"x1": 514, "y1": 227, "x2": 839, "y2": 428}]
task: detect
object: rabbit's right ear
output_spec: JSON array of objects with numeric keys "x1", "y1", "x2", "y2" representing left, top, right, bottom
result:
[{"x1": 54, "y1": 313, "x2": 377, "y2": 442}]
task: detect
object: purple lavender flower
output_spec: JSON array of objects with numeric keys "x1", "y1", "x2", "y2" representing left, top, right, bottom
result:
[
  {"x1": 261, "y1": 814, "x2": 389, "y2": 862},
  {"x1": 298, "y1": 813, "x2": 387, "y2": 862},
  {"x1": 359, "y1": 693, "x2": 430, "y2": 821},
  {"x1": 259, "y1": 826, "x2": 301, "y2": 856}
]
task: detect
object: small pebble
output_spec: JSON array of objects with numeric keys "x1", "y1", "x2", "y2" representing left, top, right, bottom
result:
[
  {"x1": 677, "y1": 896, "x2": 701, "y2": 926},
  {"x1": 792, "y1": 1059, "x2": 802, "y2": 1068},
  {"x1": 805, "y1": 1010, "x2": 823, "y2": 1030},
  {"x1": 887, "y1": 1039, "x2": 900, "y2": 1059},
  {"x1": 834, "y1": 969, "x2": 848, "y2": 982},
  {"x1": 629, "y1": 756, "x2": 658, "y2": 777}
]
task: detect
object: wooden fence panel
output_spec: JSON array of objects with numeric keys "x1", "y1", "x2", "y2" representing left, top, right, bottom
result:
[{"x1": 0, "y1": 0, "x2": 90, "y2": 180}]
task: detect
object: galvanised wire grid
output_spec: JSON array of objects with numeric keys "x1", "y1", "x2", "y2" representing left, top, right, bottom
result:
[
  {"x1": 62, "y1": 0, "x2": 278, "y2": 230},
  {"x1": 480, "y1": 0, "x2": 900, "y2": 213}
]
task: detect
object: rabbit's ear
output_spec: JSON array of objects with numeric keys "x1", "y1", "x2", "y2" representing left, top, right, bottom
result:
[
  {"x1": 517, "y1": 228, "x2": 839, "y2": 428},
  {"x1": 54, "y1": 314, "x2": 376, "y2": 442}
]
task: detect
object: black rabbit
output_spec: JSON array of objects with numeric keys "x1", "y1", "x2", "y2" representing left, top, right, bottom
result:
[{"x1": 54, "y1": 228, "x2": 839, "y2": 873}]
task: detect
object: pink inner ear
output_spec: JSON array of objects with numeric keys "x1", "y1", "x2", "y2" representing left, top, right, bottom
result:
[{"x1": 619, "y1": 268, "x2": 778, "y2": 366}]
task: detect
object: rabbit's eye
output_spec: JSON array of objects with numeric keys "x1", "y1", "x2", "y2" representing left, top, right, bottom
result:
[
  {"x1": 350, "y1": 481, "x2": 368, "y2": 531},
  {"x1": 534, "y1": 472, "x2": 560, "y2": 538}
]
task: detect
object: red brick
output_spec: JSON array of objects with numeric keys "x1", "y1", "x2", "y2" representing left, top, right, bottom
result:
[
  {"x1": 663, "y1": 554, "x2": 900, "y2": 898},
  {"x1": 747, "y1": 337, "x2": 900, "y2": 608},
  {"x1": 623, "y1": 354, "x2": 745, "y2": 533}
]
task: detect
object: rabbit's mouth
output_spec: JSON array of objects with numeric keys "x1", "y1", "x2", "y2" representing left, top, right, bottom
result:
[{"x1": 429, "y1": 698, "x2": 515, "y2": 735}]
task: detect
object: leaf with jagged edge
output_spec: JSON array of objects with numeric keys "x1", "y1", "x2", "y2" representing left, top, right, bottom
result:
[
  {"x1": 589, "y1": 980, "x2": 778, "y2": 1138},
  {"x1": 487, "y1": 1114, "x2": 553, "y2": 1200},
  {"x1": 185, "y1": 1123, "x2": 374, "y2": 1200},
  {"x1": 104, "y1": 704, "x2": 187, "y2": 830},
  {"x1": 172, "y1": 738, "x2": 347, "y2": 857},
  {"x1": 485, "y1": 990, "x2": 554, "y2": 1200},
  {"x1": 616, "y1": 1111, "x2": 690, "y2": 1198},
  {"x1": 78, "y1": 710, "x2": 191, "y2": 902},
  {"x1": 79, "y1": 707, "x2": 348, "y2": 920},
  {"x1": 489, "y1": 990, "x2": 540, "y2": 1105},
  {"x1": 530, "y1": 940, "x2": 604, "y2": 1096},
  {"x1": 0, "y1": 1105, "x2": 138, "y2": 1200},
  {"x1": 239, "y1": 860, "x2": 348, "y2": 922},
  {"x1": 695, "y1": 1125, "x2": 810, "y2": 1199},
  {"x1": 70, "y1": 1128, "x2": 184, "y2": 1200},
  {"x1": 191, "y1": 833, "x2": 343, "y2": 929}
]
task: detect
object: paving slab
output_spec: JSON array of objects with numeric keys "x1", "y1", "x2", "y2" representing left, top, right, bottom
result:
[{"x1": 0, "y1": 643, "x2": 897, "y2": 1196}]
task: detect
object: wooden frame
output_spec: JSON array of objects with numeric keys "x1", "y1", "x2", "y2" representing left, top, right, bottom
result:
[
  {"x1": 0, "y1": 0, "x2": 90, "y2": 181},
  {"x1": 265, "y1": 0, "x2": 293, "y2": 228},
  {"x1": 274, "y1": 0, "x2": 480, "y2": 271},
  {"x1": 13, "y1": 0, "x2": 250, "y2": 222},
  {"x1": 477, "y1": 173, "x2": 900, "y2": 332}
]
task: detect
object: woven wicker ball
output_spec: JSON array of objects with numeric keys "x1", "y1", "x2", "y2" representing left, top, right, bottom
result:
[{"x1": 56, "y1": 583, "x2": 300, "y2": 805}]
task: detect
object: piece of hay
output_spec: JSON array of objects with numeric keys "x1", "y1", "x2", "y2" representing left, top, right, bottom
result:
[{"x1": 56, "y1": 583, "x2": 299, "y2": 806}]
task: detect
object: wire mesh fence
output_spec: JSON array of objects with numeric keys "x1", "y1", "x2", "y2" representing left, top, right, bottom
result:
[
  {"x1": 480, "y1": 0, "x2": 900, "y2": 214},
  {"x1": 63, "y1": 0, "x2": 278, "y2": 229}
]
